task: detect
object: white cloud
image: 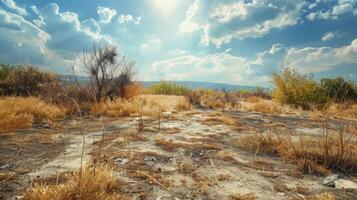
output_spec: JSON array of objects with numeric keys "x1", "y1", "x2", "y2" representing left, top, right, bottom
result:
[
  {"x1": 321, "y1": 31, "x2": 343, "y2": 41},
  {"x1": 97, "y1": 6, "x2": 117, "y2": 23},
  {"x1": 118, "y1": 14, "x2": 141, "y2": 24},
  {"x1": 285, "y1": 38, "x2": 357, "y2": 73},
  {"x1": 37, "y1": 3, "x2": 112, "y2": 58},
  {"x1": 1, "y1": 0, "x2": 27, "y2": 15},
  {"x1": 0, "y1": 3, "x2": 115, "y2": 73},
  {"x1": 180, "y1": 0, "x2": 305, "y2": 48},
  {"x1": 306, "y1": 1, "x2": 357, "y2": 21},
  {"x1": 82, "y1": 18, "x2": 101, "y2": 34}
]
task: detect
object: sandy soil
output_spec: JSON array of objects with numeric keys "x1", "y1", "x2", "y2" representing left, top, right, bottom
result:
[{"x1": 0, "y1": 109, "x2": 356, "y2": 200}]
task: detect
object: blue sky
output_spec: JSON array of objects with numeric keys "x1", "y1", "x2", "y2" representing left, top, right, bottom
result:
[{"x1": 0, "y1": 0, "x2": 357, "y2": 86}]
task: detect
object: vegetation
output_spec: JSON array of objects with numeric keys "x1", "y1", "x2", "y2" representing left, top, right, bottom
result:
[
  {"x1": 272, "y1": 68, "x2": 327, "y2": 109},
  {"x1": 23, "y1": 164, "x2": 129, "y2": 200},
  {"x1": 0, "y1": 97, "x2": 65, "y2": 132},
  {"x1": 272, "y1": 68, "x2": 357, "y2": 110},
  {"x1": 71, "y1": 44, "x2": 136, "y2": 102},
  {"x1": 148, "y1": 81, "x2": 190, "y2": 96}
]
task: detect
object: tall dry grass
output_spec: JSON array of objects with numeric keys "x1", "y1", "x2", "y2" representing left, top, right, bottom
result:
[
  {"x1": 23, "y1": 164, "x2": 129, "y2": 200},
  {"x1": 0, "y1": 97, "x2": 65, "y2": 132},
  {"x1": 235, "y1": 130, "x2": 357, "y2": 175}
]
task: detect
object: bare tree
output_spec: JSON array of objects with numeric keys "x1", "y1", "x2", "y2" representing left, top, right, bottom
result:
[{"x1": 71, "y1": 43, "x2": 136, "y2": 102}]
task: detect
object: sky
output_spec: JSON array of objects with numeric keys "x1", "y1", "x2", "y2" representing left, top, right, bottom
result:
[{"x1": 0, "y1": 0, "x2": 357, "y2": 86}]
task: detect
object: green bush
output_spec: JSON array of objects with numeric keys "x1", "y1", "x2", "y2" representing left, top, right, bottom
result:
[
  {"x1": 148, "y1": 81, "x2": 190, "y2": 96},
  {"x1": 272, "y1": 68, "x2": 327, "y2": 110},
  {"x1": 320, "y1": 77, "x2": 357, "y2": 103}
]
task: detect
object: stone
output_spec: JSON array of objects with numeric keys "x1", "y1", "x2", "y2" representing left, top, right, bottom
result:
[
  {"x1": 114, "y1": 158, "x2": 128, "y2": 165},
  {"x1": 335, "y1": 179, "x2": 357, "y2": 191},
  {"x1": 322, "y1": 174, "x2": 340, "y2": 187}
]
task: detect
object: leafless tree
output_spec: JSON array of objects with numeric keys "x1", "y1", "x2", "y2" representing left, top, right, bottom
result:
[{"x1": 71, "y1": 43, "x2": 136, "y2": 102}]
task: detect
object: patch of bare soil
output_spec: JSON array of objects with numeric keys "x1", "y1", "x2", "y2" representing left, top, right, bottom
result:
[{"x1": 2, "y1": 110, "x2": 357, "y2": 200}]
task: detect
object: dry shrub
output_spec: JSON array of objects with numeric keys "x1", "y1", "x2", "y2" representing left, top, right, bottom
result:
[
  {"x1": 278, "y1": 135, "x2": 357, "y2": 175},
  {"x1": 0, "y1": 97, "x2": 65, "y2": 132},
  {"x1": 123, "y1": 83, "x2": 142, "y2": 99},
  {"x1": 23, "y1": 164, "x2": 129, "y2": 200},
  {"x1": 229, "y1": 192, "x2": 255, "y2": 200}
]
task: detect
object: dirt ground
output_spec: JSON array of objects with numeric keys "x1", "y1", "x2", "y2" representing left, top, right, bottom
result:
[{"x1": 1, "y1": 108, "x2": 357, "y2": 200}]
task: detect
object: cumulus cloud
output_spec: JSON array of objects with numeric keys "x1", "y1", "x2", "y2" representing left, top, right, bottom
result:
[
  {"x1": 180, "y1": 0, "x2": 305, "y2": 48},
  {"x1": 118, "y1": 14, "x2": 141, "y2": 24},
  {"x1": 285, "y1": 38, "x2": 357, "y2": 73},
  {"x1": 0, "y1": 3, "x2": 114, "y2": 72},
  {"x1": 37, "y1": 3, "x2": 112, "y2": 58},
  {"x1": 97, "y1": 6, "x2": 117, "y2": 23},
  {"x1": 0, "y1": 8, "x2": 53, "y2": 68},
  {"x1": 1, "y1": 0, "x2": 27, "y2": 16}
]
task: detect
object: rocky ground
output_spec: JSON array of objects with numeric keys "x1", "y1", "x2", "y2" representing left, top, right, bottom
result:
[{"x1": 0, "y1": 109, "x2": 357, "y2": 200}]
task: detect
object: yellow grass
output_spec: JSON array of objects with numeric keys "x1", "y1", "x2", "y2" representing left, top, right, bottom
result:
[
  {"x1": 23, "y1": 164, "x2": 129, "y2": 200},
  {"x1": 91, "y1": 95, "x2": 190, "y2": 117},
  {"x1": 91, "y1": 98, "x2": 139, "y2": 117},
  {"x1": 229, "y1": 192, "x2": 255, "y2": 200},
  {"x1": 0, "y1": 97, "x2": 65, "y2": 132}
]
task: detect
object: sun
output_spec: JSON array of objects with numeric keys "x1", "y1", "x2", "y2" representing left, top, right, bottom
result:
[{"x1": 150, "y1": 0, "x2": 179, "y2": 17}]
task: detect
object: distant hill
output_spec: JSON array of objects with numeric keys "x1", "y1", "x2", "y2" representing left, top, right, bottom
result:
[
  {"x1": 140, "y1": 81, "x2": 268, "y2": 91},
  {"x1": 60, "y1": 75, "x2": 266, "y2": 91}
]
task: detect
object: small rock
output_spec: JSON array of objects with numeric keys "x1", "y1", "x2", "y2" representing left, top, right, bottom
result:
[
  {"x1": 323, "y1": 174, "x2": 340, "y2": 187},
  {"x1": 144, "y1": 156, "x2": 156, "y2": 166},
  {"x1": 0, "y1": 164, "x2": 10, "y2": 169},
  {"x1": 114, "y1": 158, "x2": 129, "y2": 165},
  {"x1": 335, "y1": 179, "x2": 357, "y2": 191}
]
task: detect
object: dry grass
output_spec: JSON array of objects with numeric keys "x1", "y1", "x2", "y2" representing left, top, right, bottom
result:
[
  {"x1": 175, "y1": 96, "x2": 191, "y2": 111},
  {"x1": 23, "y1": 164, "x2": 129, "y2": 200},
  {"x1": 305, "y1": 192, "x2": 335, "y2": 200},
  {"x1": 235, "y1": 131, "x2": 357, "y2": 175},
  {"x1": 232, "y1": 133, "x2": 287, "y2": 155},
  {"x1": 91, "y1": 98, "x2": 139, "y2": 117},
  {"x1": 0, "y1": 171, "x2": 16, "y2": 182},
  {"x1": 229, "y1": 192, "x2": 255, "y2": 200},
  {"x1": 244, "y1": 96, "x2": 261, "y2": 103},
  {"x1": 200, "y1": 115, "x2": 236, "y2": 126},
  {"x1": 0, "y1": 97, "x2": 65, "y2": 133}
]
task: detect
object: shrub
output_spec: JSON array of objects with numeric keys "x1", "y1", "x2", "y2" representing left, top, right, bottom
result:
[
  {"x1": 320, "y1": 77, "x2": 357, "y2": 103},
  {"x1": 272, "y1": 68, "x2": 327, "y2": 110},
  {"x1": 3, "y1": 65, "x2": 62, "y2": 97},
  {"x1": 0, "y1": 97, "x2": 65, "y2": 132},
  {"x1": 148, "y1": 81, "x2": 190, "y2": 96}
]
